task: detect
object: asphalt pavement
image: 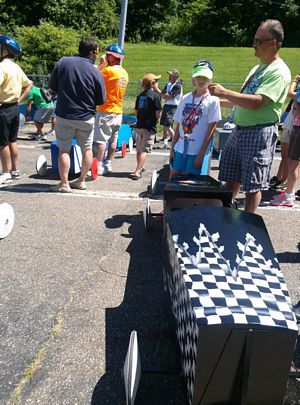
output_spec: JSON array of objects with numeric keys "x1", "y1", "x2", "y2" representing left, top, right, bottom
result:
[{"x1": 0, "y1": 122, "x2": 299, "y2": 404}]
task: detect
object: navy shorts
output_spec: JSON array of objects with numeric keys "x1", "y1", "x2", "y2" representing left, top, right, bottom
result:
[
  {"x1": 218, "y1": 124, "x2": 277, "y2": 193},
  {"x1": 160, "y1": 105, "x2": 177, "y2": 128},
  {"x1": 0, "y1": 103, "x2": 19, "y2": 147}
]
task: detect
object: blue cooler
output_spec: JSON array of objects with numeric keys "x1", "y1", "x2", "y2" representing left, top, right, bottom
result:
[
  {"x1": 117, "y1": 124, "x2": 132, "y2": 149},
  {"x1": 51, "y1": 139, "x2": 82, "y2": 175},
  {"x1": 19, "y1": 103, "x2": 36, "y2": 121}
]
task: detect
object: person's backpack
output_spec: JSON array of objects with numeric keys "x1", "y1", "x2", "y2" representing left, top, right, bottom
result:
[{"x1": 40, "y1": 88, "x2": 52, "y2": 103}]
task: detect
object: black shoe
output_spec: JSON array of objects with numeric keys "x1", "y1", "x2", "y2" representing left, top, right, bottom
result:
[
  {"x1": 269, "y1": 176, "x2": 280, "y2": 186},
  {"x1": 270, "y1": 180, "x2": 287, "y2": 191}
]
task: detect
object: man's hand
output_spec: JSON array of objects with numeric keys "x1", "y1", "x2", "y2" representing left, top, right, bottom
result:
[
  {"x1": 208, "y1": 83, "x2": 227, "y2": 97},
  {"x1": 99, "y1": 54, "x2": 107, "y2": 67}
]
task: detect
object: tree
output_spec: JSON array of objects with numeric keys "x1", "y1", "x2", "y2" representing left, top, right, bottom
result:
[
  {"x1": 126, "y1": 0, "x2": 178, "y2": 42},
  {"x1": 167, "y1": 0, "x2": 300, "y2": 46},
  {"x1": 14, "y1": 23, "x2": 84, "y2": 74},
  {"x1": 45, "y1": 0, "x2": 119, "y2": 39}
]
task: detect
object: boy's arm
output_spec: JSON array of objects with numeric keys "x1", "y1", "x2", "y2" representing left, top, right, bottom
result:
[
  {"x1": 194, "y1": 122, "x2": 216, "y2": 168},
  {"x1": 25, "y1": 100, "x2": 32, "y2": 121}
]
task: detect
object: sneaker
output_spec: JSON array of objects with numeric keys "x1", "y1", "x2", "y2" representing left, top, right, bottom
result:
[
  {"x1": 163, "y1": 140, "x2": 170, "y2": 149},
  {"x1": 105, "y1": 160, "x2": 112, "y2": 173},
  {"x1": 28, "y1": 133, "x2": 41, "y2": 141},
  {"x1": 45, "y1": 130, "x2": 55, "y2": 136},
  {"x1": 10, "y1": 170, "x2": 21, "y2": 180},
  {"x1": 0, "y1": 172, "x2": 12, "y2": 184},
  {"x1": 40, "y1": 135, "x2": 47, "y2": 142},
  {"x1": 296, "y1": 189, "x2": 300, "y2": 198},
  {"x1": 70, "y1": 179, "x2": 87, "y2": 190},
  {"x1": 49, "y1": 183, "x2": 72, "y2": 193},
  {"x1": 97, "y1": 163, "x2": 104, "y2": 176},
  {"x1": 270, "y1": 192, "x2": 294, "y2": 207}
]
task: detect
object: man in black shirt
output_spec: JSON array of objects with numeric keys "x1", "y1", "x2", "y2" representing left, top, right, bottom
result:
[{"x1": 130, "y1": 74, "x2": 162, "y2": 180}]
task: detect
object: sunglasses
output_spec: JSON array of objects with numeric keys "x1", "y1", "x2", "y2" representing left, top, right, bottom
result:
[
  {"x1": 253, "y1": 38, "x2": 275, "y2": 46},
  {"x1": 194, "y1": 60, "x2": 213, "y2": 72}
]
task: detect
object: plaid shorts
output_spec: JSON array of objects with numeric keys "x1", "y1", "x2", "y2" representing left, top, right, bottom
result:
[{"x1": 218, "y1": 124, "x2": 277, "y2": 193}]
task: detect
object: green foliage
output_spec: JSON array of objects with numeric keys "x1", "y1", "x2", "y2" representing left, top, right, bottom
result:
[
  {"x1": 45, "y1": 0, "x2": 119, "y2": 38},
  {"x1": 126, "y1": 0, "x2": 178, "y2": 42},
  {"x1": 167, "y1": 0, "x2": 300, "y2": 47},
  {"x1": 0, "y1": 0, "x2": 119, "y2": 39},
  {"x1": 14, "y1": 23, "x2": 83, "y2": 74}
]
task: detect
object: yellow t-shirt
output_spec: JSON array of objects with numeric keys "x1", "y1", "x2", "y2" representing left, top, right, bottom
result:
[
  {"x1": 0, "y1": 58, "x2": 32, "y2": 103},
  {"x1": 97, "y1": 64, "x2": 128, "y2": 114}
]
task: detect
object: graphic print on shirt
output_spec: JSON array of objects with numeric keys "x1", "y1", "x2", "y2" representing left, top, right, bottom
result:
[
  {"x1": 243, "y1": 69, "x2": 265, "y2": 95},
  {"x1": 138, "y1": 95, "x2": 148, "y2": 109},
  {"x1": 182, "y1": 102, "x2": 204, "y2": 134}
]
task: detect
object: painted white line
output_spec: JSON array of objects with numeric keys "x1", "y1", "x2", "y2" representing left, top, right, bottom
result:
[
  {"x1": 18, "y1": 144, "x2": 39, "y2": 149},
  {"x1": 18, "y1": 144, "x2": 170, "y2": 156},
  {"x1": 258, "y1": 204, "x2": 300, "y2": 212},
  {"x1": 0, "y1": 184, "x2": 143, "y2": 201}
]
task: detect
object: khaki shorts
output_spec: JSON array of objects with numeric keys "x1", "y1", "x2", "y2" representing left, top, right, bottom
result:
[
  {"x1": 94, "y1": 112, "x2": 122, "y2": 144},
  {"x1": 136, "y1": 128, "x2": 156, "y2": 154},
  {"x1": 55, "y1": 116, "x2": 94, "y2": 151}
]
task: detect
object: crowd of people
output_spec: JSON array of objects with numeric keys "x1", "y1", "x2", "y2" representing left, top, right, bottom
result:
[{"x1": 0, "y1": 18, "x2": 299, "y2": 213}]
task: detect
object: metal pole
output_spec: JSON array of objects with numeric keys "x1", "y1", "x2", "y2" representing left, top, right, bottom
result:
[{"x1": 118, "y1": 0, "x2": 128, "y2": 48}]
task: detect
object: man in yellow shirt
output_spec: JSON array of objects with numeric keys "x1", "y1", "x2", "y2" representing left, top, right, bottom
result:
[
  {"x1": 94, "y1": 44, "x2": 128, "y2": 175},
  {"x1": 0, "y1": 35, "x2": 32, "y2": 184}
]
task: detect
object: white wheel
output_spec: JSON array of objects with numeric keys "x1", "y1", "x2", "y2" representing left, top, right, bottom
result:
[
  {"x1": 151, "y1": 170, "x2": 158, "y2": 195},
  {"x1": 142, "y1": 198, "x2": 151, "y2": 231},
  {"x1": 19, "y1": 113, "x2": 25, "y2": 128},
  {"x1": 0, "y1": 203, "x2": 15, "y2": 239},
  {"x1": 128, "y1": 137, "x2": 133, "y2": 153},
  {"x1": 36, "y1": 155, "x2": 48, "y2": 177}
]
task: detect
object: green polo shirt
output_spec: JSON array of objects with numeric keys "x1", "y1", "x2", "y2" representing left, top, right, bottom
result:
[{"x1": 234, "y1": 59, "x2": 291, "y2": 127}]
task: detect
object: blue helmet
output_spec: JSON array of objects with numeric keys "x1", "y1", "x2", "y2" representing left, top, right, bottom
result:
[
  {"x1": 105, "y1": 44, "x2": 124, "y2": 59},
  {"x1": 0, "y1": 35, "x2": 22, "y2": 56}
]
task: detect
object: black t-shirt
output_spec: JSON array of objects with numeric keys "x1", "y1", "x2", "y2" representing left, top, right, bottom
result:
[{"x1": 135, "y1": 88, "x2": 162, "y2": 133}]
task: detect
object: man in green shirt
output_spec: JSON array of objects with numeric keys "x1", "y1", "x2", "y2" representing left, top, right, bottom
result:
[{"x1": 209, "y1": 19, "x2": 291, "y2": 213}]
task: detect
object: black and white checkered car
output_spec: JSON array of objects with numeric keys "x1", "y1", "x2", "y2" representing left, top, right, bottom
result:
[{"x1": 166, "y1": 223, "x2": 297, "y2": 404}]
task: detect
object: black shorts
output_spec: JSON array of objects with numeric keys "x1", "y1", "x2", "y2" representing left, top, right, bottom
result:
[
  {"x1": 160, "y1": 105, "x2": 177, "y2": 128},
  {"x1": 288, "y1": 125, "x2": 300, "y2": 161},
  {"x1": 0, "y1": 103, "x2": 19, "y2": 147}
]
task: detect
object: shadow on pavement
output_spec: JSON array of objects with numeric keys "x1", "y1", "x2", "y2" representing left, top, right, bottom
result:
[{"x1": 91, "y1": 213, "x2": 187, "y2": 405}]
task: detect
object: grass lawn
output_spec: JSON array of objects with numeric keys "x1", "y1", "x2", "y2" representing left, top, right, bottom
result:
[{"x1": 118, "y1": 43, "x2": 300, "y2": 116}]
